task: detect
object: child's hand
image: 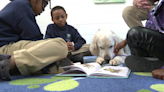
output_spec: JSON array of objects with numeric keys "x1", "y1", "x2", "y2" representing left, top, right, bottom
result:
[
  {"x1": 137, "y1": 0, "x2": 152, "y2": 9},
  {"x1": 67, "y1": 42, "x2": 75, "y2": 51},
  {"x1": 152, "y1": 69, "x2": 164, "y2": 80},
  {"x1": 113, "y1": 40, "x2": 127, "y2": 55}
]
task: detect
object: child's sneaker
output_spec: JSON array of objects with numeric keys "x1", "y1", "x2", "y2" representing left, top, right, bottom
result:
[
  {"x1": 67, "y1": 53, "x2": 84, "y2": 64},
  {"x1": 0, "y1": 55, "x2": 11, "y2": 81},
  {"x1": 125, "y1": 55, "x2": 164, "y2": 72}
]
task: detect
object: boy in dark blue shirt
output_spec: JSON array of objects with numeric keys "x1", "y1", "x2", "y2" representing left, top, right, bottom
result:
[
  {"x1": 45, "y1": 6, "x2": 90, "y2": 63},
  {"x1": 0, "y1": 0, "x2": 71, "y2": 81}
]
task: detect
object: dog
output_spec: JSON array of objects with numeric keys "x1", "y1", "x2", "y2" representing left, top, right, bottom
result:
[{"x1": 90, "y1": 29, "x2": 130, "y2": 65}]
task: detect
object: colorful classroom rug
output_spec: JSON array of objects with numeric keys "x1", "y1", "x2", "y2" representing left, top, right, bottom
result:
[{"x1": 0, "y1": 56, "x2": 164, "y2": 92}]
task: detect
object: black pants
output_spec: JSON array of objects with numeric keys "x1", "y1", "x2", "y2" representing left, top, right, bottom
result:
[{"x1": 127, "y1": 26, "x2": 164, "y2": 61}]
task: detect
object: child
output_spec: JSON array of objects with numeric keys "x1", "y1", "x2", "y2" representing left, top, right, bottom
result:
[
  {"x1": 45, "y1": 6, "x2": 89, "y2": 63},
  {"x1": 122, "y1": 0, "x2": 155, "y2": 28},
  {"x1": 0, "y1": 0, "x2": 72, "y2": 81},
  {"x1": 114, "y1": 0, "x2": 164, "y2": 80}
]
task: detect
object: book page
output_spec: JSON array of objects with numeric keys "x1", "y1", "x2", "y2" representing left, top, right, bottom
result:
[
  {"x1": 89, "y1": 66, "x2": 130, "y2": 77},
  {"x1": 58, "y1": 62, "x2": 101, "y2": 76},
  {"x1": 57, "y1": 68, "x2": 87, "y2": 76},
  {"x1": 78, "y1": 63, "x2": 101, "y2": 76}
]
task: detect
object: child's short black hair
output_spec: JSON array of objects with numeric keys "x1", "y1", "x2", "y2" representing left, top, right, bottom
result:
[{"x1": 51, "y1": 6, "x2": 66, "y2": 18}]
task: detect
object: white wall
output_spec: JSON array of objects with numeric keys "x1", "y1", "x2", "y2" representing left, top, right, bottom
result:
[
  {"x1": 37, "y1": 0, "x2": 134, "y2": 44},
  {"x1": 0, "y1": 1, "x2": 10, "y2": 10},
  {"x1": 0, "y1": 0, "x2": 134, "y2": 44}
]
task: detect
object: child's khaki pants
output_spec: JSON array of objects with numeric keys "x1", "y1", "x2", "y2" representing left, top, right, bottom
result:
[
  {"x1": 0, "y1": 38, "x2": 68, "y2": 75},
  {"x1": 122, "y1": 5, "x2": 155, "y2": 28}
]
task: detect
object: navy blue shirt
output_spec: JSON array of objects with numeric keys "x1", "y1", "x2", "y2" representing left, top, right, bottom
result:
[
  {"x1": 0, "y1": 0, "x2": 43, "y2": 47},
  {"x1": 45, "y1": 23, "x2": 86, "y2": 50}
]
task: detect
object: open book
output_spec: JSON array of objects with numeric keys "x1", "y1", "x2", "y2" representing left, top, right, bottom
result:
[{"x1": 57, "y1": 62, "x2": 131, "y2": 78}]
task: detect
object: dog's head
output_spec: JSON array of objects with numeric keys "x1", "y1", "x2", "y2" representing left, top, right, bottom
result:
[{"x1": 90, "y1": 29, "x2": 120, "y2": 61}]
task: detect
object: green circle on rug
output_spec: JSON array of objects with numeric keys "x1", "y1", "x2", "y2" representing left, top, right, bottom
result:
[
  {"x1": 138, "y1": 89, "x2": 152, "y2": 92},
  {"x1": 28, "y1": 85, "x2": 40, "y2": 89},
  {"x1": 10, "y1": 78, "x2": 57, "y2": 85},
  {"x1": 150, "y1": 84, "x2": 164, "y2": 91},
  {"x1": 44, "y1": 79, "x2": 79, "y2": 91},
  {"x1": 51, "y1": 76, "x2": 73, "y2": 80},
  {"x1": 134, "y1": 72, "x2": 152, "y2": 76}
]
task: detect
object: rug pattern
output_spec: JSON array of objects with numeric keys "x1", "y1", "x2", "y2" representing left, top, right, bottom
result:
[{"x1": 0, "y1": 56, "x2": 163, "y2": 92}]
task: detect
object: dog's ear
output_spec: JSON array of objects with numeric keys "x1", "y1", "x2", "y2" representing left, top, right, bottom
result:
[{"x1": 90, "y1": 32, "x2": 99, "y2": 55}]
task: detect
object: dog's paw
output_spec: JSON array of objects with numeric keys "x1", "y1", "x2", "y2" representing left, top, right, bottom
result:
[
  {"x1": 96, "y1": 57, "x2": 104, "y2": 64},
  {"x1": 109, "y1": 59, "x2": 120, "y2": 66}
]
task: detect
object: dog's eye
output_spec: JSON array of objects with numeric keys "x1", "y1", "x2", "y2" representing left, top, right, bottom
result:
[
  {"x1": 109, "y1": 46, "x2": 113, "y2": 48},
  {"x1": 100, "y1": 47, "x2": 104, "y2": 49}
]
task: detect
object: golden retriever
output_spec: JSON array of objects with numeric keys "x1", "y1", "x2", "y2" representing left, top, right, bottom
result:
[{"x1": 90, "y1": 29, "x2": 130, "y2": 65}]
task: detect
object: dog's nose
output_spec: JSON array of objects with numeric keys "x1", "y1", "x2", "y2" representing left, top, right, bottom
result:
[
  {"x1": 104, "y1": 56, "x2": 111, "y2": 63},
  {"x1": 104, "y1": 58, "x2": 110, "y2": 62},
  {"x1": 104, "y1": 58, "x2": 110, "y2": 64},
  {"x1": 104, "y1": 56, "x2": 110, "y2": 60}
]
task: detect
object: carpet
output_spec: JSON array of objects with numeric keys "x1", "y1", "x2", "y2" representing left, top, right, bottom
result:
[{"x1": 0, "y1": 56, "x2": 164, "y2": 92}]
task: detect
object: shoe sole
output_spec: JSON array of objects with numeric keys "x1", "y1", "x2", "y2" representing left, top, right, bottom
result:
[
  {"x1": 125, "y1": 55, "x2": 164, "y2": 72},
  {"x1": 0, "y1": 59, "x2": 11, "y2": 81}
]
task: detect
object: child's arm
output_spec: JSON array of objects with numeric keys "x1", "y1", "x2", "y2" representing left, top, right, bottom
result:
[
  {"x1": 136, "y1": 0, "x2": 158, "y2": 9},
  {"x1": 133, "y1": 0, "x2": 158, "y2": 6},
  {"x1": 67, "y1": 41, "x2": 75, "y2": 51},
  {"x1": 45, "y1": 25, "x2": 52, "y2": 39},
  {"x1": 71, "y1": 28, "x2": 86, "y2": 50},
  {"x1": 133, "y1": 0, "x2": 138, "y2": 6}
]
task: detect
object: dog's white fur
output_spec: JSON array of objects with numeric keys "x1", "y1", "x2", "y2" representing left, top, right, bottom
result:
[{"x1": 90, "y1": 29, "x2": 130, "y2": 65}]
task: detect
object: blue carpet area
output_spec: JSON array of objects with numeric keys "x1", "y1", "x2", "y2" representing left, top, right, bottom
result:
[{"x1": 0, "y1": 56, "x2": 164, "y2": 92}]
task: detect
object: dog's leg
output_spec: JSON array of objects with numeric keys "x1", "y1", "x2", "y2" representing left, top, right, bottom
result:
[
  {"x1": 96, "y1": 56, "x2": 104, "y2": 64},
  {"x1": 109, "y1": 56, "x2": 126, "y2": 65}
]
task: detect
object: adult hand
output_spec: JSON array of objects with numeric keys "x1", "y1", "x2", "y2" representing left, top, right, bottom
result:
[
  {"x1": 67, "y1": 42, "x2": 75, "y2": 51},
  {"x1": 152, "y1": 69, "x2": 164, "y2": 80},
  {"x1": 137, "y1": 0, "x2": 152, "y2": 9},
  {"x1": 113, "y1": 40, "x2": 127, "y2": 55}
]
